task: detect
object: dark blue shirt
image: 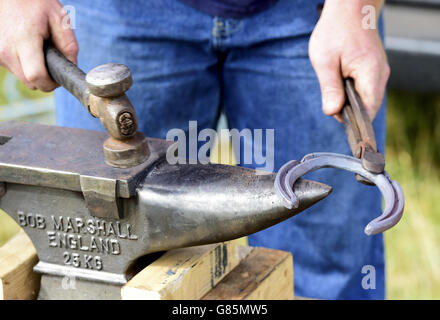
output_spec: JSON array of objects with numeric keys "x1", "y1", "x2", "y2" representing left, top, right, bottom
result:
[{"x1": 180, "y1": 0, "x2": 278, "y2": 19}]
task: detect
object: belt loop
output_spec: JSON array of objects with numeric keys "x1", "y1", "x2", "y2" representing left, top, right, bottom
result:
[{"x1": 212, "y1": 17, "x2": 226, "y2": 38}]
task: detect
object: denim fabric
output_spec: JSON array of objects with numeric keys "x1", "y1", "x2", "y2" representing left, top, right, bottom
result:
[
  {"x1": 56, "y1": 0, "x2": 386, "y2": 299},
  {"x1": 179, "y1": 0, "x2": 278, "y2": 19}
]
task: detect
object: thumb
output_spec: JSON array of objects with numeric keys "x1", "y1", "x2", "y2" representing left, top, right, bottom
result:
[{"x1": 48, "y1": 5, "x2": 79, "y2": 64}]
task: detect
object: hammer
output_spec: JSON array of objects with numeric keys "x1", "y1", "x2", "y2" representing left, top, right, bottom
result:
[{"x1": 44, "y1": 42, "x2": 149, "y2": 168}]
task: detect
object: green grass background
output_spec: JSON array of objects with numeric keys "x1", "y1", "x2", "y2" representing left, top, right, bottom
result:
[{"x1": 0, "y1": 68, "x2": 439, "y2": 299}]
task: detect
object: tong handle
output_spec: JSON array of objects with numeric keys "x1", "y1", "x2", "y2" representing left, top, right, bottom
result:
[
  {"x1": 342, "y1": 78, "x2": 385, "y2": 174},
  {"x1": 343, "y1": 78, "x2": 377, "y2": 152},
  {"x1": 44, "y1": 42, "x2": 91, "y2": 113}
]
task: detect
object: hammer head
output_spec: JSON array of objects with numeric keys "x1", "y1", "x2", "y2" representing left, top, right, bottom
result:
[
  {"x1": 103, "y1": 133, "x2": 150, "y2": 168},
  {"x1": 86, "y1": 64, "x2": 150, "y2": 168}
]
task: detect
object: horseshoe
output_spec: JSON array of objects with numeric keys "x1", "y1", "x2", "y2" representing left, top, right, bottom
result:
[{"x1": 275, "y1": 153, "x2": 404, "y2": 235}]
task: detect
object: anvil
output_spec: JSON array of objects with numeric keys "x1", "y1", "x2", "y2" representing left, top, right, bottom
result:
[
  {"x1": 0, "y1": 121, "x2": 331, "y2": 299},
  {"x1": 0, "y1": 43, "x2": 331, "y2": 299}
]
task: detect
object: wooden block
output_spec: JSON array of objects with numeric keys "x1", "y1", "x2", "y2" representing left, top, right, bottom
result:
[
  {"x1": 121, "y1": 240, "x2": 244, "y2": 300},
  {"x1": 0, "y1": 230, "x2": 40, "y2": 300},
  {"x1": 294, "y1": 296, "x2": 316, "y2": 300},
  {"x1": 202, "y1": 247, "x2": 294, "y2": 300}
]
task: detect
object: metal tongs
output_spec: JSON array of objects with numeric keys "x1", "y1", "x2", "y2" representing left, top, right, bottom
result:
[
  {"x1": 342, "y1": 78, "x2": 385, "y2": 183},
  {"x1": 275, "y1": 78, "x2": 404, "y2": 235}
]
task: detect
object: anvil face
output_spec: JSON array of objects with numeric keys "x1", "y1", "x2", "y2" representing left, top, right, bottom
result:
[
  {"x1": 0, "y1": 121, "x2": 331, "y2": 299},
  {"x1": 0, "y1": 121, "x2": 170, "y2": 210}
]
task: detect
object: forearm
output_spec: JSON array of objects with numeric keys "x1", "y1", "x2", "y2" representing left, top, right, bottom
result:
[
  {"x1": 324, "y1": 0, "x2": 384, "y2": 12},
  {"x1": 322, "y1": 0, "x2": 384, "y2": 29}
]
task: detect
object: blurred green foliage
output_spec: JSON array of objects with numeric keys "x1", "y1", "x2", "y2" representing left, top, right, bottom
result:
[
  {"x1": 0, "y1": 67, "x2": 52, "y2": 248},
  {"x1": 385, "y1": 90, "x2": 440, "y2": 299},
  {"x1": 387, "y1": 91, "x2": 440, "y2": 173},
  {"x1": 0, "y1": 69, "x2": 51, "y2": 104}
]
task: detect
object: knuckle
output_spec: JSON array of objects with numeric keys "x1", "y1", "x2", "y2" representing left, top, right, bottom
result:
[
  {"x1": 52, "y1": 1, "x2": 71, "y2": 24},
  {"x1": 63, "y1": 40, "x2": 79, "y2": 57},
  {"x1": 50, "y1": 4, "x2": 65, "y2": 22},
  {"x1": 310, "y1": 52, "x2": 334, "y2": 69},
  {"x1": 25, "y1": 68, "x2": 46, "y2": 83},
  {"x1": 308, "y1": 40, "x2": 322, "y2": 61},
  {"x1": 309, "y1": 40, "x2": 340, "y2": 68},
  {"x1": 362, "y1": 56, "x2": 381, "y2": 73},
  {"x1": 308, "y1": 43, "x2": 322, "y2": 60},
  {"x1": 363, "y1": 88, "x2": 381, "y2": 106},
  {"x1": 362, "y1": 81, "x2": 378, "y2": 97}
]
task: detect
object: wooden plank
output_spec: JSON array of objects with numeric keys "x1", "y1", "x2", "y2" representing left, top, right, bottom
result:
[
  {"x1": 0, "y1": 230, "x2": 40, "y2": 300},
  {"x1": 294, "y1": 296, "x2": 316, "y2": 300},
  {"x1": 0, "y1": 231, "x2": 294, "y2": 300},
  {"x1": 202, "y1": 247, "x2": 294, "y2": 300},
  {"x1": 121, "y1": 240, "x2": 244, "y2": 300}
]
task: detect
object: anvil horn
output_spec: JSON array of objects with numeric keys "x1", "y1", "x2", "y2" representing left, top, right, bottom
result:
[{"x1": 135, "y1": 159, "x2": 333, "y2": 253}]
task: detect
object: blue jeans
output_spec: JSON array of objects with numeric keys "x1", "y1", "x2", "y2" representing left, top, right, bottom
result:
[{"x1": 56, "y1": 0, "x2": 386, "y2": 299}]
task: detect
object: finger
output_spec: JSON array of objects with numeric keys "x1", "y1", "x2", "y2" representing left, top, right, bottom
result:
[
  {"x1": 16, "y1": 35, "x2": 59, "y2": 92},
  {"x1": 349, "y1": 61, "x2": 390, "y2": 121},
  {"x1": 311, "y1": 56, "x2": 345, "y2": 117},
  {"x1": 0, "y1": 46, "x2": 36, "y2": 90},
  {"x1": 354, "y1": 75, "x2": 381, "y2": 121},
  {"x1": 48, "y1": 5, "x2": 79, "y2": 64}
]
